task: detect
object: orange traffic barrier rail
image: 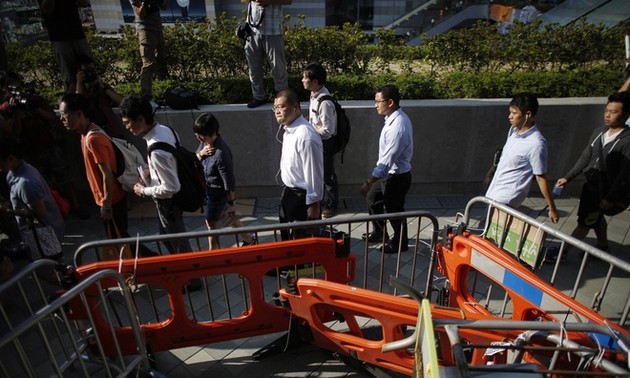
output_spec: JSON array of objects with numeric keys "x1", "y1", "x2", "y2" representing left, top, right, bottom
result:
[{"x1": 70, "y1": 237, "x2": 354, "y2": 356}]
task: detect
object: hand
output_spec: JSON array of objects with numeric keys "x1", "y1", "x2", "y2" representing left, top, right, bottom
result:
[
  {"x1": 359, "y1": 181, "x2": 372, "y2": 197},
  {"x1": 548, "y1": 208, "x2": 559, "y2": 224},
  {"x1": 76, "y1": 70, "x2": 86, "y2": 85},
  {"x1": 226, "y1": 203, "x2": 236, "y2": 216},
  {"x1": 307, "y1": 202, "x2": 320, "y2": 220},
  {"x1": 133, "y1": 183, "x2": 146, "y2": 197},
  {"x1": 556, "y1": 177, "x2": 568, "y2": 188}
]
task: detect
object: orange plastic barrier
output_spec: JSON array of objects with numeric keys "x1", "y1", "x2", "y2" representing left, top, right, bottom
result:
[
  {"x1": 279, "y1": 278, "x2": 471, "y2": 375},
  {"x1": 71, "y1": 238, "x2": 355, "y2": 356}
]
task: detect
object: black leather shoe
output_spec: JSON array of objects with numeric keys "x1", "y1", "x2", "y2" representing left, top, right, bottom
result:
[
  {"x1": 247, "y1": 98, "x2": 266, "y2": 108},
  {"x1": 384, "y1": 242, "x2": 409, "y2": 254},
  {"x1": 361, "y1": 232, "x2": 389, "y2": 243}
]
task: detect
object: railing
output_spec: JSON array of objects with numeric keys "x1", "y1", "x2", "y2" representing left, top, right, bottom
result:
[
  {"x1": 0, "y1": 260, "x2": 149, "y2": 377},
  {"x1": 462, "y1": 196, "x2": 630, "y2": 327}
]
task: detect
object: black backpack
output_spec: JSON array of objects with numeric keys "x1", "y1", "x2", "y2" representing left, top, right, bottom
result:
[
  {"x1": 317, "y1": 95, "x2": 350, "y2": 163},
  {"x1": 162, "y1": 87, "x2": 199, "y2": 110},
  {"x1": 147, "y1": 127, "x2": 205, "y2": 212}
]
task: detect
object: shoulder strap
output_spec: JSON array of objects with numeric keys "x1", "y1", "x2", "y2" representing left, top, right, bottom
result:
[
  {"x1": 316, "y1": 94, "x2": 335, "y2": 112},
  {"x1": 148, "y1": 141, "x2": 177, "y2": 156}
]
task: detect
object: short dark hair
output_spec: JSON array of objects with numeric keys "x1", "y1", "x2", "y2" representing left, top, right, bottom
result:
[
  {"x1": 193, "y1": 113, "x2": 220, "y2": 136},
  {"x1": 376, "y1": 85, "x2": 401, "y2": 106},
  {"x1": 608, "y1": 91, "x2": 630, "y2": 115},
  {"x1": 275, "y1": 88, "x2": 299, "y2": 106},
  {"x1": 510, "y1": 93, "x2": 539, "y2": 116},
  {"x1": 119, "y1": 95, "x2": 154, "y2": 124},
  {"x1": 303, "y1": 62, "x2": 327, "y2": 86},
  {"x1": 60, "y1": 92, "x2": 92, "y2": 118},
  {"x1": 0, "y1": 134, "x2": 23, "y2": 160}
]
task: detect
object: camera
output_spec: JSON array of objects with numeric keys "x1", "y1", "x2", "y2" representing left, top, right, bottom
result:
[
  {"x1": 8, "y1": 81, "x2": 35, "y2": 111},
  {"x1": 82, "y1": 69, "x2": 98, "y2": 83}
]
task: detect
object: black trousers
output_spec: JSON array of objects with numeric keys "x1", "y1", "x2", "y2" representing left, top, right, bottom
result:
[
  {"x1": 322, "y1": 138, "x2": 339, "y2": 210},
  {"x1": 366, "y1": 172, "x2": 412, "y2": 246},
  {"x1": 279, "y1": 186, "x2": 317, "y2": 240}
]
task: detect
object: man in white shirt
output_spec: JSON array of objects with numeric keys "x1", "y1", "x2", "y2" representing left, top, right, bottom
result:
[
  {"x1": 360, "y1": 85, "x2": 414, "y2": 254},
  {"x1": 273, "y1": 89, "x2": 323, "y2": 240},
  {"x1": 484, "y1": 93, "x2": 559, "y2": 224},
  {"x1": 120, "y1": 95, "x2": 192, "y2": 254},
  {"x1": 302, "y1": 62, "x2": 338, "y2": 218}
]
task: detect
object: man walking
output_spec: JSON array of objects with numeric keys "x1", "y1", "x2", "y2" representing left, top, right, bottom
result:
[
  {"x1": 273, "y1": 89, "x2": 323, "y2": 240},
  {"x1": 360, "y1": 85, "x2": 413, "y2": 254},
  {"x1": 484, "y1": 93, "x2": 559, "y2": 224},
  {"x1": 551, "y1": 91, "x2": 630, "y2": 260},
  {"x1": 120, "y1": 95, "x2": 192, "y2": 254},
  {"x1": 302, "y1": 62, "x2": 338, "y2": 218}
]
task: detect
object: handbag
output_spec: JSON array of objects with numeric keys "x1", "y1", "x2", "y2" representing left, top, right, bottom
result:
[
  {"x1": 20, "y1": 218, "x2": 62, "y2": 260},
  {"x1": 100, "y1": 221, "x2": 133, "y2": 261}
]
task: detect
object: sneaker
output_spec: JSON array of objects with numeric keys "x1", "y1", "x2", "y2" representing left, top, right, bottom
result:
[
  {"x1": 247, "y1": 98, "x2": 266, "y2": 108},
  {"x1": 361, "y1": 232, "x2": 389, "y2": 243},
  {"x1": 384, "y1": 242, "x2": 409, "y2": 254},
  {"x1": 322, "y1": 208, "x2": 336, "y2": 219},
  {"x1": 241, "y1": 236, "x2": 258, "y2": 247},
  {"x1": 544, "y1": 246, "x2": 566, "y2": 264}
]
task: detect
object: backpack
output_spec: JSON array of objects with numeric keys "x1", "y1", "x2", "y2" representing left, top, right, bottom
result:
[
  {"x1": 147, "y1": 126, "x2": 205, "y2": 212},
  {"x1": 87, "y1": 127, "x2": 147, "y2": 192},
  {"x1": 317, "y1": 95, "x2": 350, "y2": 163},
  {"x1": 162, "y1": 86, "x2": 199, "y2": 110}
]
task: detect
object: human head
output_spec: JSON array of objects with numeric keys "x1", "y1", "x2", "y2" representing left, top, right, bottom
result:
[
  {"x1": 193, "y1": 112, "x2": 220, "y2": 144},
  {"x1": 76, "y1": 55, "x2": 98, "y2": 82},
  {"x1": 0, "y1": 134, "x2": 24, "y2": 172},
  {"x1": 59, "y1": 93, "x2": 92, "y2": 133},
  {"x1": 508, "y1": 93, "x2": 538, "y2": 129},
  {"x1": 273, "y1": 89, "x2": 301, "y2": 126},
  {"x1": 605, "y1": 91, "x2": 630, "y2": 128},
  {"x1": 302, "y1": 62, "x2": 326, "y2": 92},
  {"x1": 119, "y1": 95, "x2": 155, "y2": 136},
  {"x1": 374, "y1": 85, "x2": 400, "y2": 116}
]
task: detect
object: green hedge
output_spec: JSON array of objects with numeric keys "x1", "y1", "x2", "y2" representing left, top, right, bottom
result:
[{"x1": 7, "y1": 15, "x2": 629, "y2": 104}]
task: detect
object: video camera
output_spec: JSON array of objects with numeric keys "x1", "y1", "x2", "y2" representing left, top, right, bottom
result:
[{"x1": 8, "y1": 81, "x2": 36, "y2": 111}]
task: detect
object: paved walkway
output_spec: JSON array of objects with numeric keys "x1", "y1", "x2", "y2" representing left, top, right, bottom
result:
[{"x1": 6, "y1": 193, "x2": 630, "y2": 377}]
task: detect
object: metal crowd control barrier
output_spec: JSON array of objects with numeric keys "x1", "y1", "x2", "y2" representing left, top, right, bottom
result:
[
  {"x1": 0, "y1": 259, "x2": 149, "y2": 377},
  {"x1": 462, "y1": 196, "x2": 630, "y2": 328}
]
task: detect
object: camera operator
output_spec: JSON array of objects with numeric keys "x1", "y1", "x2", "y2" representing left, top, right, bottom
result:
[
  {"x1": 130, "y1": 0, "x2": 169, "y2": 100},
  {"x1": 71, "y1": 55, "x2": 125, "y2": 138},
  {"x1": 0, "y1": 71, "x2": 88, "y2": 219}
]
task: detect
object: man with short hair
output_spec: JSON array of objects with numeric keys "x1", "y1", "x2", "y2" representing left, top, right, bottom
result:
[
  {"x1": 71, "y1": 55, "x2": 126, "y2": 138},
  {"x1": 302, "y1": 62, "x2": 338, "y2": 218},
  {"x1": 552, "y1": 92, "x2": 630, "y2": 259},
  {"x1": 484, "y1": 93, "x2": 559, "y2": 224},
  {"x1": 121, "y1": 95, "x2": 192, "y2": 254},
  {"x1": 242, "y1": 0, "x2": 292, "y2": 108},
  {"x1": 360, "y1": 85, "x2": 413, "y2": 254},
  {"x1": 130, "y1": 0, "x2": 169, "y2": 100},
  {"x1": 273, "y1": 89, "x2": 323, "y2": 240},
  {"x1": 59, "y1": 93, "x2": 154, "y2": 256}
]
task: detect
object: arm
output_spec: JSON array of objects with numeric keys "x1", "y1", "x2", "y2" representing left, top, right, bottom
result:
[
  {"x1": 301, "y1": 138, "x2": 323, "y2": 219},
  {"x1": 101, "y1": 83, "x2": 124, "y2": 107},
  {"x1": 314, "y1": 99, "x2": 336, "y2": 139},
  {"x1": 96, "y1": 162, "x2": 115, "y2": 219},
  {"x1": 535, "y1": 174, "x2": 559, "y2": 224},
  {"x1": 130, "y1": 0, "x2": 145, "y2": 18},
  {"x1": 142, "y1": 151, "x2": 180, "y2": 199},
  {"x1": 620, "y1": 77, "x2": 630, "y2": 93}
]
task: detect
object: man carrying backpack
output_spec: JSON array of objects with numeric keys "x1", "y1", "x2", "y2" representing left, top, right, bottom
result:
[
  {"x1": 121, "y1": 95, "x2": 192, "y2": 254},
  {"x1": 59, "y1": 93, "x2": 155, "y2": 256},
  {"x1": 302, "y1": 62, "x2": 338, "y2": 218}
]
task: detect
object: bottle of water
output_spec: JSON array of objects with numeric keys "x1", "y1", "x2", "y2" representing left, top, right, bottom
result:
[{"x1": 552, "y1": 185, "x2": 563, "y2": 197}]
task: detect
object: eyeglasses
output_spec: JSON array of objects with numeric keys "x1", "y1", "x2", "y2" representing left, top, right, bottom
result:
[
  {"x1": 272, "y1": 104, "x2": 289, "y2": 112},
  {"x1": 374, "y1": 99, "x2": 389, "y2": 104},
  {"x1": 59, "y1": 110, "x2": 75, "y2": 118}
]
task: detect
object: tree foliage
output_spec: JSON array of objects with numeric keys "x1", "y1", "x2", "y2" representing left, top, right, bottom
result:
[{"x1": 6, "y1": 17, "x2": 629, "y2": 103}]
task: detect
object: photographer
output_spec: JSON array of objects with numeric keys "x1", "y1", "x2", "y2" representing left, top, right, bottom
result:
[
  {"x1": 130, "y1": 0, "x2": 169, "y2": 100},
  {"x1": 0, "y1": 71, "x2": 88, "y2": 219},
  {"x1": 71, "y1": 55, "x2": 125, "y2": 138}
]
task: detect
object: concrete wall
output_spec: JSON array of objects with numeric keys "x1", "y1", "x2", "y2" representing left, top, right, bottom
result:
[{"x1": 149, "y1": 97, "x2": 607, "y2": 199}]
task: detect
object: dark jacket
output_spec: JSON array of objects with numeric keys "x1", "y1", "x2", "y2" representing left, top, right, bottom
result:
[{"x1": 565, "y1": 126, "x2": 630, "y2": 207}]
